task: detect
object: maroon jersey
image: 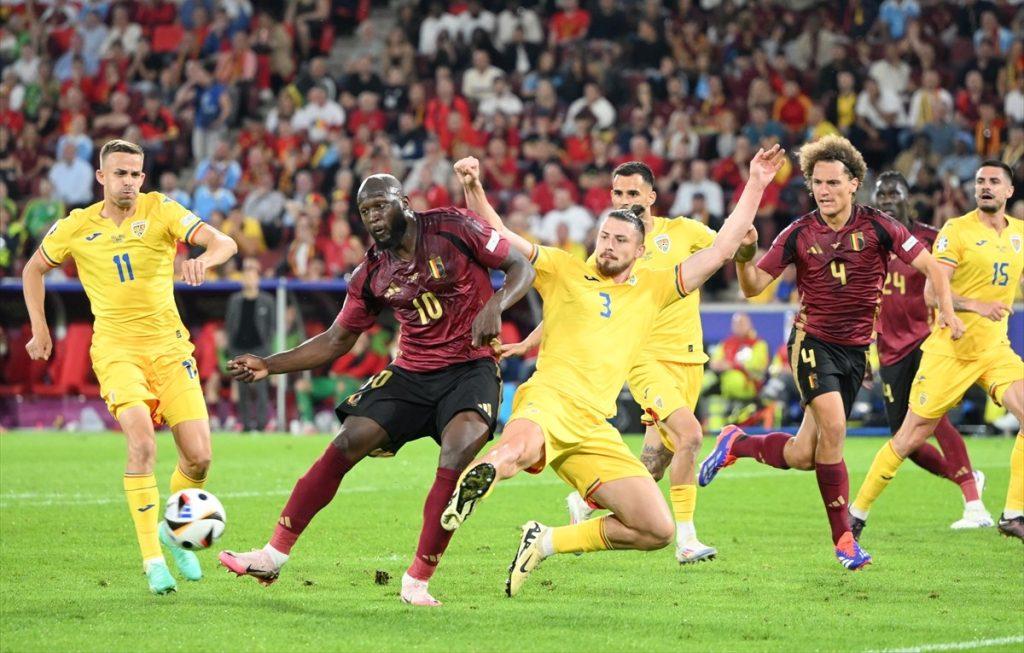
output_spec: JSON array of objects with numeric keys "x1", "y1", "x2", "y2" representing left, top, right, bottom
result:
[
  {"x1": 876, "y1": 221, "x2": 939, "y2": 366},
  {"x1": 336, "y1": 208, "x2": 511, "y2": 372},
  {"x1": 758, "y1": 204, "x2": 926, "y2": 346}
]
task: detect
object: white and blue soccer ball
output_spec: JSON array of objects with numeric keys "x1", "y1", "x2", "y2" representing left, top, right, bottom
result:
[{"x1": 163, "y1": 489, "x2": 227, "y2": 550}]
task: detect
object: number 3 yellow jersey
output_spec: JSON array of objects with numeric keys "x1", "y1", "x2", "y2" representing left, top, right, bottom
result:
[
  {"x1": 528, "y1": 244, "x2": 688, "y2": 418},
  {"x1": 38, "y1": 192, "x2": 206, "y2": 349},
  {"x1": 924, "y1": 210, "x2": 1024, "y2": 360}
]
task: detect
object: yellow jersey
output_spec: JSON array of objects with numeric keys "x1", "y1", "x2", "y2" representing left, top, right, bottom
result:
[
  {"x1": 528, "y1": 244, "x2": 687, "y2": 418},
  {"x1": 39, "y1": 192, "x2": 206, "y2": 349},
  {"x1": 588, "y1": 216, "x2": 716, "y2": 364},
  {"x1": 924, "y1": 210, "x2": 1024, "y2": 359}
]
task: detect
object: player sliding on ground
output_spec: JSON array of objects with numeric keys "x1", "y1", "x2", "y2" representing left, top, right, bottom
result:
[
  {"x1": 219, "y1": 174, "x2": 535, "y2": 606},
  {"x1": 22, "y1": 139, "x2": 238, "y2": 594},
  {"x1": 494, "y1": 161, "x2": 723, "y2": 565},
  {"x1": 851, "y1": 160, "x2": 1024, "y2": 542},
  {"x1": 698, "y1": 135, "x2": 964, "y2": 571},
  {"x1": 441, "y1": 145, "x2": 785, "y2": 597},
  {"x1": 856, "y1": 171, "x2": 992, "y2": 533}
]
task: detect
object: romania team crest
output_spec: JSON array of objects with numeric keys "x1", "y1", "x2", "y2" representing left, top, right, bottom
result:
[
  {"x1": 849, "y1": 231, "x2": 865, "y2": 252},
  {"x1": 131, "y1": 220, "x2": 147, "y2": 238},
  {"x1": 428, "y1": 256, "x2": 446, "y2": 279},
  {"x1": 1012, "y1": 235, "x2": 1022, "y2": 253},
  {"x1": 654, "y1": 234, "x2": 671, "y2": 253}
]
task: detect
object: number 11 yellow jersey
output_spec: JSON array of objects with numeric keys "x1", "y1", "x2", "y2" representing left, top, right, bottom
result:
[{"x1": 39, "y1": 192, "x2": 206, "y2": 349}]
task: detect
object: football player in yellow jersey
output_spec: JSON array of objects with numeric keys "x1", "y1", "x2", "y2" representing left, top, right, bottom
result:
[
  {"x1": 852, "y1": 160, "x2": 1024, "y2": 542},
  {"x1": 440, "y1": 147, "x2": 784, "y2": 596},
  {"x1": 481, "y1": 161, "x2": 726, "y2": 564},
  {"x1": 22, "y1": 140, "x2": 238, "y2": 593}
]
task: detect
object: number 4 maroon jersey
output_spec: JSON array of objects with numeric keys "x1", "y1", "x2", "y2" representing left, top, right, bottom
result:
[
  {"x1": 336, "y1": 208, "x2": 511, "y2": 372},
  {"x1": 876, "y1": 221, "x2": 939, "y2": 366},
  {"x1": 757, "y1": 204, "x2": 926, "y2": 347}
]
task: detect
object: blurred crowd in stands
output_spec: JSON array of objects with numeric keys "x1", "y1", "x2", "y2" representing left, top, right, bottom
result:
[{"x1": 1, "y1": 0, "x2": 1022, "y2": 293}]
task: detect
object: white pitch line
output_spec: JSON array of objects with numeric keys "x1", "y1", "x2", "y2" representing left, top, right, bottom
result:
[{"x1": 867, "y1": 635, "x2": 1024, "y2": 653}]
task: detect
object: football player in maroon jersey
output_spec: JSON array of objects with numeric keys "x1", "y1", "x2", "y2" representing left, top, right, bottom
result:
[
  {"x1": 219, "y1": 174, "x2": 535, "y2": 605},
  {"x1": 699, "y1": 135, "x2": 964, "y2": 570}
]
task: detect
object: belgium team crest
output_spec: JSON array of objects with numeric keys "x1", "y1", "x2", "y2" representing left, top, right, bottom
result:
[{"x1": 131, "y1": 221, "x2": 147, "y2": 238}]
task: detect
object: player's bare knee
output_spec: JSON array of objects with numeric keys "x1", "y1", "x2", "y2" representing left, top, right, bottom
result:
[
  {"x1": 646, "y1": 463, "x2": 665, "y2": 481},
  {"x1": 641, "y1": 516, "x2": 675, "y2": 550},
  {"x1": 439, "y1": 431, "x2": 489, "y2": 471},
  {"x1": 127, "y1": 437, "x2": 157, "y2": 468},
  {"x1": 788, "y1": 448, "x2": 815, "y2": 471}
]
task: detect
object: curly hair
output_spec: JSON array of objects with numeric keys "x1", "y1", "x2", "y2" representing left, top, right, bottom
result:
[{"x1": 799, "y1": 135, "x2": 867, "y2": 192}]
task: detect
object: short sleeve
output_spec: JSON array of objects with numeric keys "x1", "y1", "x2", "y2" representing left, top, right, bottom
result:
[
  {"x1": 159, "y1": 194, "x2": 206, "y2": 245},
  {"x1": 757, "y1": 221, "x2": 800, "y2": 278},
  {"x1": 529, "y1": 245, "x2": 572, "y2": 298},
  {"x1": 882, "y1": 217, "x2": 927, "y2": 265},
  {"x1": 38, "y1": 217, "x2": 72, "y2": 267},
  {"x1": 444, "y1": 209, "x2": 511, "y2": 268},
  {"x1": 685, "y1": 220, "x2": 716, "y2": 253},
  {"x1": 335, "y1": 263, "x2": 380, "y2": 334},
  {"x1": 647, "y1": 265, "x2": 688, "y2": 309},
  {"x1": 932, "y1": 222, "x2": 962, "y2": 268}
]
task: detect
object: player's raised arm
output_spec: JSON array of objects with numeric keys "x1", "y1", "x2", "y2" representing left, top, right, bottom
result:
[
  {"x1": 181, "y1": 222, "x2": 238, "y2": 286},
  {"x1": 228, "y1": 321, "x2": 360, "y2": 382},
  {"x1": 455, "y1": 156, "x2": 534, "y2": 259},
  {"x1": 22, "y1": 251, "x2": 55, "y2": 360},
  {"x1": 679, "y1": 145, "x2": 785, "y2": 293}
]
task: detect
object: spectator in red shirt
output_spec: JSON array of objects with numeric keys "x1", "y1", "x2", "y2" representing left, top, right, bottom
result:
[
  {"x1": 347, "y1": 91, "x2": 387, "y2": 136},
  {"x1": 530, "y1": 161, "x2": 579, "y2": 214},
  {"x1": 317, "y1": 216, "x2": 366, "y2": 278},
  {"x1": 424, "y1": 77, "x2": 471, "y2": 149},
  {"x1": 773, "y1": 79, "x2": 814, "y2": 136},
  {"x1": 549, "y1": 0, "x2": 590, "y2": 46}
]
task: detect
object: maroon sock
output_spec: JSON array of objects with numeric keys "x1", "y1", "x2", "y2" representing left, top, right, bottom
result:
[
  {"x1": 932, "y1": 417, "x2": 979, "y2": 502},
  {"x1": 731, "y1": 432, "x2": 791, "y2": 469},
  {"x1": 407, "y1": 467, "x2": 461, "y2": 581},
  {"x1": 269, "y1": 444, "x2": 354, "y2": 554},
  {"x1": 908, "y1": 441, "x2": 951, "y2": 479},
  {"x1": 815, "y1": 461, "x2": 851, "y2": 545}
]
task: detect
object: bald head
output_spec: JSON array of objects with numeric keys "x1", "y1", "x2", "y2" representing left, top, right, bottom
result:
[{"x1": 357, "y1": 173, "x2": 402, "y2": 203}]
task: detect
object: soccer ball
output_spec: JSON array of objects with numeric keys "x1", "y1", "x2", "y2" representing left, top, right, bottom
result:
[{"x1": 163, "y1": 489, "x2": 227, "y2": 550}]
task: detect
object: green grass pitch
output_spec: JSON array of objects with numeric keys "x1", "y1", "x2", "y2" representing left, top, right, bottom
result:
[{"x1": 1, "y1": 432, "x2": 1022, "y2": 652}]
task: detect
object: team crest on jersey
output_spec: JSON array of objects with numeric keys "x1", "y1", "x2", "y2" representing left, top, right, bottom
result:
[
  {"x1": 936, "y1": 236, "x2": 949, "y2": 252},
  {"x1": 849, "y1": 231, "x2": 865, "y2": 252},
  {"x1": 654, "y1": 234, "x2": 671, "y2": 253},
  {"x1": 918, "y1": 392, "x2": 928, "y2": 406},
  {"x1": 428, "y1": 256, "x2": 446, "y2": 279},
  {"x1": 628, "y1": 274, "x2": 637, "y2": 286},
  {"x1": 1012, "y1": 235, "x2": 1022, "y2": 253},
  {"x1": 131, "y1": 221, "x2": 147, "y2": 238}
]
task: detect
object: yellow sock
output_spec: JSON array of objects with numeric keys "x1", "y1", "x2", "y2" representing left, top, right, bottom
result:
[
  {"x1": 551, "y1": 516, "x2": 612, "y2": 554},
  {"x1": 852, "y1": 441, "x2": 905, "y2": 514},
  {"x1": 669, "y1": 484, "x2": 696, "y2": 524},
  {"x1": 170, "y1": 465, "x2": 206, "y2": 494},
  {"x1": 1005, "y1": 434, "x2": 1024, "y2": 517},
  {"x1": 124, "y1": 473, "x2": 162, "y2": 564}
]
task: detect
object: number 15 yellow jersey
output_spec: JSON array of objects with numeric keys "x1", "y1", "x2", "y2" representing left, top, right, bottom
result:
[{"x1": 39, "y1": 192, "x2": 206, "y2": 349}]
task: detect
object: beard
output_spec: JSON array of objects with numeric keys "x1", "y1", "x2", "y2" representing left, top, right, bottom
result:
[
  {"x1": 370, "y1": 213, "x2": 409, "y2": 249},
  {"x1": 977, "y1": 197, "x2": 1003, "y2": 214},
  {"x1": 595, "y1": 256, "x2": 631, "y2": 277}
]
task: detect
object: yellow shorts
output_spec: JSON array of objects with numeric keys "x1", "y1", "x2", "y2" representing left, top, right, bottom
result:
[
  {"x1": 627, "y1": 359, "x2": 703, "y2": 447},
  {"x1": 509, "y1": 383, "x2": 649, "y2": 501},
  {"x1": 910, "y1": 345, "x2": 1024, "y2": 420},
  {"x1": 92, "y1": 343, "x2": 207, "y2": 427}
]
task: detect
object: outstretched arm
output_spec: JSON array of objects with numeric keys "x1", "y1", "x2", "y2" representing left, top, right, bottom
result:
[
  {"x1": 455, "y1": 156, "x2": 535, "y2": 259},
  {"x1": 183, "y1": 223, "x2": 239, "y2": 286},
  {"x1": 679, "y1": 145, "x2": 785, "y2": 293},
  {"x1": 22, "y1": 252, "x2": 54, "y2": 360},
  {"x1": 228, "y1": 321, "x2": 359, "y2": 382}
]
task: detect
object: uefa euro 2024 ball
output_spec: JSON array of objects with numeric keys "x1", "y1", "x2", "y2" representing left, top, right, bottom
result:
[{"x1": 163, "y1": 489, "x2": 227, "y2": 550}]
